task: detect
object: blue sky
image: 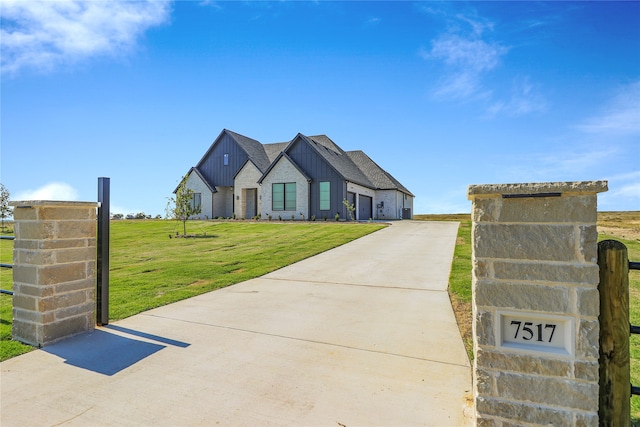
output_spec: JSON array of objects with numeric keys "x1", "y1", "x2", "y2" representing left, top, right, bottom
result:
[{"x1": 1, "y1": 1, "x2": 639, "y2": 216}]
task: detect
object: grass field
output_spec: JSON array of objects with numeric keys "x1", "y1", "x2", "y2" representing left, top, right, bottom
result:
[{"x1": 0, "y1": 220, "x2": 384, "y2": 361}]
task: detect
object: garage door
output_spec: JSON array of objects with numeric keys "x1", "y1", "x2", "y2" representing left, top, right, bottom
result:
[{"x1": 358, "y1": 195, "x2": 372, "y2": 221}]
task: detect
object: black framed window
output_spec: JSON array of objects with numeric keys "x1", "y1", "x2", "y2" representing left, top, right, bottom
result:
[
  {"x1": 272, "y1": 183, "x2": 296, "y2": 211},
  {"x1": 191, "y1": 193, "x2": 201, "y2": 210},
  {"x1": 319, "y1": 181, "x2": 330, "y2": 210}
]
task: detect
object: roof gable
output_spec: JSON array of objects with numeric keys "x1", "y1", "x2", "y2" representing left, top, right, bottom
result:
[
  {"x1": 263, "y1": 142, "x2": 289, "y2": 163},
  {"x1": 174, "y1": 167, "x2": 217, "y2": 194},
  {"x1": 225, "y1": 130, "x2": 271, "y2": 172},
  {"x1": 257, "y1": 151, "x2": 311, "y2": 184},
  {"x1": 196, "y1": 129, "x2": 271, "y2": 173},
  {"x1": 188, "y1": 129, "x2": 412, "y2": 197}
]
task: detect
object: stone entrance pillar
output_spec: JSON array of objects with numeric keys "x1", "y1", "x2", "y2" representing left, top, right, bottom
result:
[
  {"x1": 467, "y1": 181, "x2": 607, "y2": 426},
  {"x1": 10, "y1": 201, "x2": 99, "y2": 347}
]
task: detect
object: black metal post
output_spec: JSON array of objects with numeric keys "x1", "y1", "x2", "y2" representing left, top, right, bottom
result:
[{"x1": 97, "y1": 177, "x2": 110, "y2": 326}]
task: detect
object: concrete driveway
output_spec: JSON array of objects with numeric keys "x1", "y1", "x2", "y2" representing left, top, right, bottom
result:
[{"x1": 1, "y1": 221, "x2": 473, "y2": 427}]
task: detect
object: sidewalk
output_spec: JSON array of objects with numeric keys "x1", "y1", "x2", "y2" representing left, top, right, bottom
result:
[{"x1": 1, "y1": 221, "x2": 473, "y2": 426}]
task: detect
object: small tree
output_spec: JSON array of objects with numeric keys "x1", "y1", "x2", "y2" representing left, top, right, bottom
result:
[
  {"x1": 168, "y1": 176, "x2": 201, "y2": 236},
  {"x1": 0, "y1": 183, "x2": 12, "y2": 231},
  {"x1": 342, "y1": 198, "x2": 355, "y2": 221}
]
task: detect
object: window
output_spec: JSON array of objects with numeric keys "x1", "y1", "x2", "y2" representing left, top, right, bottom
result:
[
  {"x1": 191, "y1": 193, "x2": 202, "y2": 210},
  {"x1": 319, "y1": 181, "x2": 330, "y2": 210},
  {"x1": 272, "y1": 183, "x2": 296, "y2": 211},
  {"x1": 223, "y1": 153, "x2": 229, "y2": 166}
]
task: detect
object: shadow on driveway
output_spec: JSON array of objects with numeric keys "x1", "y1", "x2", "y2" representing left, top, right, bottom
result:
[{"x1": 43, "y1": 327, "x2": 190, "y2": 376}]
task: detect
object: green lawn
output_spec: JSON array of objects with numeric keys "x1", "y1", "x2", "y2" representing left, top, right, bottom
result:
[
  {"x1": 1, "y1": 220, "x2": 384, "y2": 361},
  {"x1": 1, "y1": 228, "x2": 33, "y2": 360}
]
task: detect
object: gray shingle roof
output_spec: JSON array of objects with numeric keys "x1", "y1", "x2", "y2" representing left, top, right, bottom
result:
[
  {"x1": 308, "y1": 135, "x2": 343, "y2": 154},
  {"x1": 193, "y1": 129, "x2": 412, "y2": 196},
  {"x1": 302, "y1": 135, "x2": 373, "y2": 188},
  {"x1": 225, "y1": 129, "x2": 272, "y2": 172},
  {"x1": 263, "y1": 142, "x2": 289, "y2": 163},
  {"x1": 346, "y1": 150, "x2": 414, "y2": 196}
]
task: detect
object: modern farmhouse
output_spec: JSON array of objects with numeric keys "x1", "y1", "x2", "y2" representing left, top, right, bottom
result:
[{"x1": 177, "y1": 129, "x2": 414, "y2": 221}]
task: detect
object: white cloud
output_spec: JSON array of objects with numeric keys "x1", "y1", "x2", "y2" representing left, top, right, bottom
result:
[
  {"x1": 420, "y1": 8, "x2": 511, "y2": 103},
  {"x1": 598, "y1": 171, "x2": 640, "y2": 211},
  {"x1": 14, "y1": 182, "x2": 79, "y2": 201},
  {"x1": 421, "y1": 9, "x2": 551, "y2": 118},
  {"x1": 366, "y1": 16, "x2": 381, "y2": 26},
  {"x1": 486, "y1": 77, "x2": 547, "y2": 117},
  {"x1": 1, "y1": 0, "x2": 172, "y2": 75},
  {"x1": 432, "y1": 70, "x2": 488, "y2": 100},
  {"x1": 575, "y1": 81, "x2": 640, "y2": 136},
  {"x1": 424, "y1": 34, "x2": 508, "y2": 101},
  {"x1": 428, "y1": 35, "x2": 505, "y2": 72}
]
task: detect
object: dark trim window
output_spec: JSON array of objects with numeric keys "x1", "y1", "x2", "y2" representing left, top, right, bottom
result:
[
  {"x1": 223, "y1": 153, "x2": 229, "y2": 166},
  {"x1": 272, "y1": 183, "x2": 296, "y2": 211},
  {"x1": 191, "y1": 193, "x2": 202, "y2": 210},
  {"x1": 319, "y1": 181, "x2": 330, "y2": 211}
]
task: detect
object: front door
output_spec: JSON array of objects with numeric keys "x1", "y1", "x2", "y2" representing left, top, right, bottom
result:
[{"x1": 245, "y1": 188, "x2": 257, "y2": 218}]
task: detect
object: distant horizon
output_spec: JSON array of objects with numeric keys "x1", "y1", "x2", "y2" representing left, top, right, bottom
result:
[{"x1": 2, "y1": 207, "x2": 639, "y2": 222}]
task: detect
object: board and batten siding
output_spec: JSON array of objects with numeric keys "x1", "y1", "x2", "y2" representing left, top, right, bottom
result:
[
  {"x1": 286, "y1": 137, "x2": 347, "y2": 220},
  {"x1": 197, "y1": 132, "x2": 249, "y2": 187}
]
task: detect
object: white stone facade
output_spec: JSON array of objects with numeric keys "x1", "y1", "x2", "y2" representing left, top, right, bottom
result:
[
  {"x1": 234, "y1": 162, "x2": 263, "y2": 219},
  {"x1": 346, "y1": 183, "x2": 412, "y2": 220},
  {"x1": 260, "y1": 156, "x2": 309, "y2": 220},
  {"x1": 212, "y1": 186, "x2": 233, "y2": 218},
  {"x1": 184, "y1": 172, "x2": 213, "y2": 220}
]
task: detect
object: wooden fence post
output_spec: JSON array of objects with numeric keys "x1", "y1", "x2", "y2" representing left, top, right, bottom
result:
[{"x1": 598, "y1": 239, "x2": 630, "y2": 427}]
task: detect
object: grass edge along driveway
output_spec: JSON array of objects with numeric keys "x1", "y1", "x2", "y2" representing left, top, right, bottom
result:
[{"x1": 0, "y1": 220, "x2": 384, "y2": 361}]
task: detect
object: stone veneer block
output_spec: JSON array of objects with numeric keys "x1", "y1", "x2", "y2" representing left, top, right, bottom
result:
[
  {"x1": 474, "y1": 280, "x2": 569, "y2": 312},
  {"x1": 468, "y1": 181, "x2": 607, "y2": 426},
  {"x1": 9, "y1": 200, "x2": 99, "y2": 347}
]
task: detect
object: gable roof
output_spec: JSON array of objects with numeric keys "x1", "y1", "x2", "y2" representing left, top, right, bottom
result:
[
  {"x1": 174, "y1": 167, "x2": 217, "y2": 194},
  {"x1": 196, "y1": 129, "x2": 272, "y2": 173},
  {"x1": 346, "y1": 150, "x2": 414, "y2": 196},
  {"x1": 299, "y1": 134, "x2": 373, "y2": 188},
  {"x1": 257, "y1": 151, "x2": 312, "y2": 184},
  {"x1": 189, "y1": 129, "x2": 413, "y2": 197}
]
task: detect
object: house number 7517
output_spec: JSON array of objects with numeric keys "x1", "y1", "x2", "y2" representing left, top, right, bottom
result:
[{"x1": 510, "y1": 320, "x2": 557, "y2": 343}]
